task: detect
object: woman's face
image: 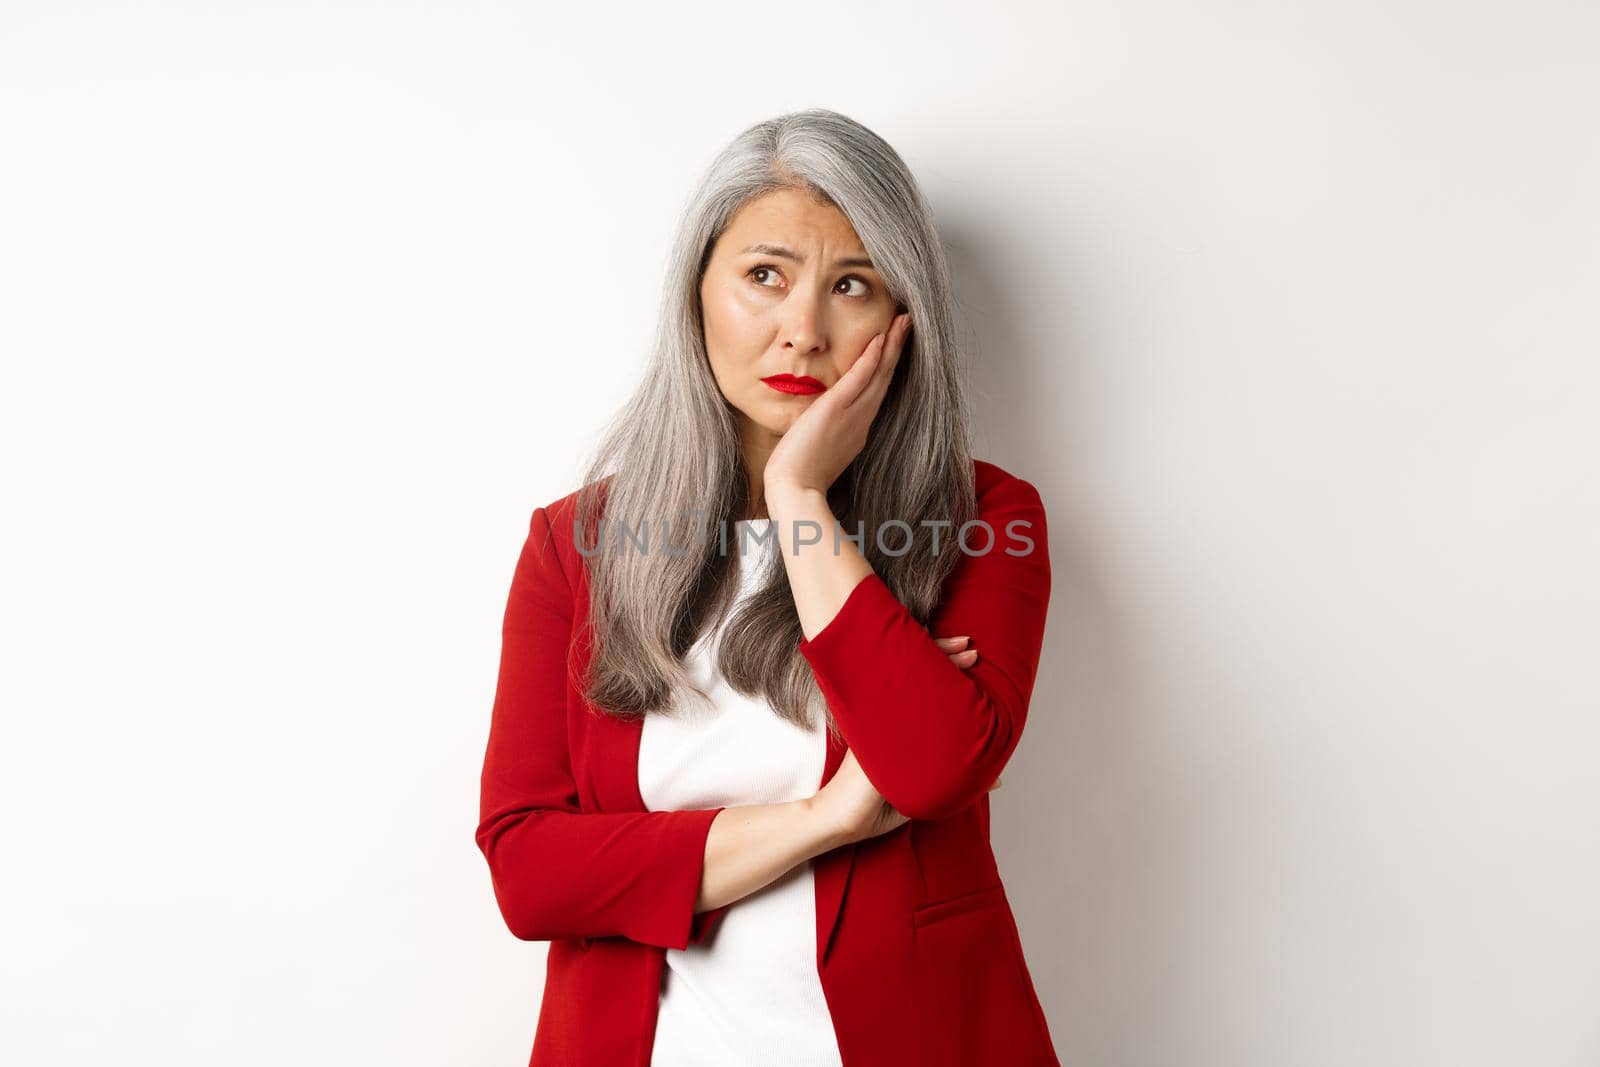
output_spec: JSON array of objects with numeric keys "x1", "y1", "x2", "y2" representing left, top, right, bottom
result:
[{"x1": 699, "y1": 186, "x2": 900, "y2": 447}]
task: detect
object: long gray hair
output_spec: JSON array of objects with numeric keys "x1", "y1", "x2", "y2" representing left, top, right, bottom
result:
[{"x1": 572, "y1": 108, "x2": 976, "y2": 741}]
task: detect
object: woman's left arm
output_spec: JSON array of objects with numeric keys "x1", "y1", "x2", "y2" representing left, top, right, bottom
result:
[{"x1": 770, "y1": 473, "x2": 1051, "y2": 822}]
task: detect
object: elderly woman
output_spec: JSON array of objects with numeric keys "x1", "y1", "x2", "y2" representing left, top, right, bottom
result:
[{"x1": 476, "y1": 108, "x2": 1059, "y2": 1066}]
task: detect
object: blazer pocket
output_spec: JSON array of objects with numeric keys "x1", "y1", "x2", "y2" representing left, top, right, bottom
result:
[{"x1": 911, "y1": 883, "x2": 1006, "y2": 929}]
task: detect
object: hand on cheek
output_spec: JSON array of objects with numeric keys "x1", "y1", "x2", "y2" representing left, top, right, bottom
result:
[{"x1": 763, "y1": 311, "x2": 912, "y2": 500}]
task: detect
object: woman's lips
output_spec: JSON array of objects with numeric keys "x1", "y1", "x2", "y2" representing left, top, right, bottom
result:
[{"x1": 762, "y1": 374, "x2": 826, "y2": 396}]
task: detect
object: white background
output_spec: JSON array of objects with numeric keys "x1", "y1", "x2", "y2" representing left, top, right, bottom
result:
[{"x1": 3, "y1": 2, "x2": 1597, "y2": 1064}]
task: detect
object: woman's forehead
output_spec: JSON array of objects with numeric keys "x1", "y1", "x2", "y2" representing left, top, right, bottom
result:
[{"x1": 722, "y1": 188, "x2": 865, "y2": 252}]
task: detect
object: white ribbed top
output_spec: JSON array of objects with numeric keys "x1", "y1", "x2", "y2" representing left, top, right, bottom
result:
[{"x1": 637, "y1": 518, "x2": 843, "y2": 1066}]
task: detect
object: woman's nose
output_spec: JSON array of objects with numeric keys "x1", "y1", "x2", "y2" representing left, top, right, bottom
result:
[{"x1": 781, "y1": 293, "x2": 827, "y2": 354}]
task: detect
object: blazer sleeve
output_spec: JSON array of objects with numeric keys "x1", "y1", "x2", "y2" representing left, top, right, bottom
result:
[
  {"x1": 796, "y1": 474, "x2": 1052, "y2": 822},
  {"x1": 475, "y1": 505, "x2": 728, "y2": 949}
]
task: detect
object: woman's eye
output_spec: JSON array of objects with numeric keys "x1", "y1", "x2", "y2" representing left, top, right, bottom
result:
[{"x1": 747, "y1": 266, "x2": 871, "y2": 297}]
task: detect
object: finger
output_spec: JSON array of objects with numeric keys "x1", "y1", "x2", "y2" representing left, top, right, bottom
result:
[
  {"x1": 946, "y1": 648, "x2": 978, "y2": 668},
  {"x1": 887, "y1": 312, "x2": 912, "y2": 369},
  {"x1": 987, "y1": 775, "x2": 1002, "y2": 791},
  {"x1": 857, "y1": 313, "x2": 910, "y2": 409},
  {"x1": 853, "y1": 323, "x2": 901, "y2": 412},
  {"x1": 832, "y1": 332, "x2": 886, "y2": 408},
  {"x1": 932, "y1": 635, "x2": 971, "y2": 650}
]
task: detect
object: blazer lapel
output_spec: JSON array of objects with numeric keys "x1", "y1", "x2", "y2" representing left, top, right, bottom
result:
[
  {"x1": 813, "y1": 725, "x2": 857, "y2": 969},
  {"x1": 592, "y1": 704, "x2": 649, "y2": 812},
  {"x1": 569, "y1": 551, "x2": 650, "y2": 816}
]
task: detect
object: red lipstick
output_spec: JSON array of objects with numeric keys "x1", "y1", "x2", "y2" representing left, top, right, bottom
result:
[{"x1": 762, "y1": 373, "x2": 826, "y2": 396}]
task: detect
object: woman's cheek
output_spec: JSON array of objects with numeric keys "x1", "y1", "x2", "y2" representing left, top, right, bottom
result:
[{"x1": 725, "y1": 285, "x2": 770, "y2": 323}]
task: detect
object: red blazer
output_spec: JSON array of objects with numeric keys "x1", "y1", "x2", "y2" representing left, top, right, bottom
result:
[{"x1": 476, "y1": 458, "x2": 1060, "y2": 1066}]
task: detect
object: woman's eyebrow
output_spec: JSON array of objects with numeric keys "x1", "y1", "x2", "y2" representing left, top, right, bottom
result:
[{"x1": 739, "y1": 242, "x2": 875, "y2": 270}]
